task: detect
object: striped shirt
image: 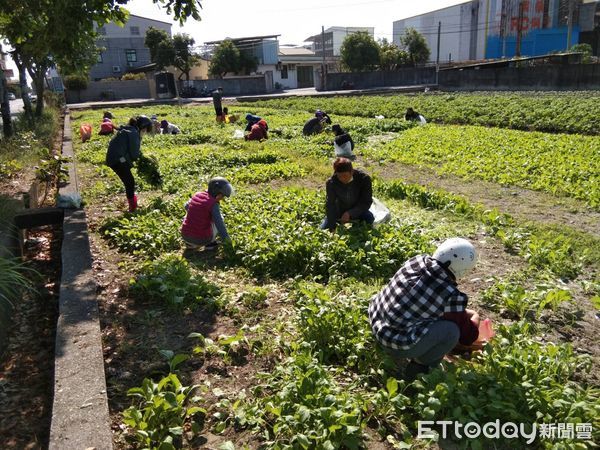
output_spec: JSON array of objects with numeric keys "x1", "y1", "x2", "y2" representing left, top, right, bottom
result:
[{"x1": 368, "y1": 255, "x2": 468, "y2": 350}]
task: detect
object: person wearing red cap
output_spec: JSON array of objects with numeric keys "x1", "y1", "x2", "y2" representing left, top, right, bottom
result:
[{"x1": 244, "y1": 119, "x2": 268, "y2": 141}]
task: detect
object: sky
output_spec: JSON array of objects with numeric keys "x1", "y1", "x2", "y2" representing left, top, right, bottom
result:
[
  {"x1": 126, "y1": 0, "x2": 465, "y2": 45},
  {"x1": 4, "y1": 0, "x2": 465, "y2": 78}
]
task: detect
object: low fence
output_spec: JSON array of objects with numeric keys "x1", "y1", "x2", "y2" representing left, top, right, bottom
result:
[
  {"x1": 65, "y1": 80, "x2": 151, "y2": 104},
  {"x1": 180, "y1": 75, "x2": 273, "y2": 97},
  {"x1": 439, "y1": 64, "x2": 600, "y2": 90},
  {"x1": 323, "y1": 64, "x2": 600, "y2": 91},
  {"x1": 324, "y1": 68, "x2": 436, "y2": 91},
  {"x1": 64, "y1": 74, "x2": 273, "y2": 103}
]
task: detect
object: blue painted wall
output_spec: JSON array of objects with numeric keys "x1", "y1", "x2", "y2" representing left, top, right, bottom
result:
[{"x1": 486, "y1": 26, "x2": 580, "y2": 58}]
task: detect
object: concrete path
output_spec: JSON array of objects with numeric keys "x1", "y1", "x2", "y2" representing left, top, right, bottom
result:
[{"x1": 49, "y1": 113, "x2": 113, "y2": 450}]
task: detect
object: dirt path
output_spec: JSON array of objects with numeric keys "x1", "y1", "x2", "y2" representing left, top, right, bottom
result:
[{"x1": 362, "y1": 160, "x2": 600, "y2": 238}]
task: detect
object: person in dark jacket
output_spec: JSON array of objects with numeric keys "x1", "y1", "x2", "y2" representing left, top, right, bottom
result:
[
  {"x1": 320, "y1": 157, "x2": 373, "y2": 231},
  {"x1": 212, "y1": 86, "x2": 224, "y2": 120},
  {"x1": 332, "y1": 124, "x2": 355, "y2": 159},
  {"x1": 303, "y1": 110, "x2": 332, "y2": 136},
  {"x1": 244, "y1": 119, "x2": 268, "y2": 141},
  {"x1": 405, "y1": 107, "x2": 427, "y2": 124},
  {"x1": 105, "y1": 115, "x2": 153, "y2": 212},
  {"x1": 245, "y1": 113, "x2": 265, "y2": 131}
]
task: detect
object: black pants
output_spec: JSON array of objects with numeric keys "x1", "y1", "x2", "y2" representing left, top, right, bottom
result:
[{"x1": 110, "y1": 163, "x2": 135, "y2": 199}]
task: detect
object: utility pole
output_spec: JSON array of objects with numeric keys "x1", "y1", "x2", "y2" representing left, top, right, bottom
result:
[
  {"x1": 436, "y1": 21, "x2": 441, "y2": 85},
  {"x1": 566, "y1": 0, "x2": 574, "y2": 50},
  {"x1": 515, "y1": 0, "x2": 524, "y2": 58},
  {"x1": 321, "y1": 26, "x2": 327, "y2": 90}
]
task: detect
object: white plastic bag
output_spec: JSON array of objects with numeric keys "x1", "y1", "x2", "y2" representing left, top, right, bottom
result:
[
  {"x1": 375, "y1": 115, "x2": 385, "y2": 120},
  {"x1": 369, "y1": 197, "x2": 391, "y2": 225},
  {"x1": 56, "y1": 193, "x2": 82, "y2": 209},
  {"x1": 233, "y1": 129, "x2": 244, "y2": 139},
  {"x1": 418, "y1": 114, "x2": 427, "y2": 125}
]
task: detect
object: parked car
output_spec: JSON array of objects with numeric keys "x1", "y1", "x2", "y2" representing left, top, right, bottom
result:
[{"x1": 8, "y1": 92, "x2": 16, "y2": 100}]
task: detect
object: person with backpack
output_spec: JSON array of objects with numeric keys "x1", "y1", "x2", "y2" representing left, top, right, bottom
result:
[{"x1": 105, "y1": 115, "x2": 153, "y2": 212}]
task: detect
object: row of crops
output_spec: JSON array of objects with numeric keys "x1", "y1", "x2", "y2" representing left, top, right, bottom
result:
[
  {"x1": 251, "y1": 91, "x2": 600, "y2": 135},
  {"x1": 72, "y1": 94, "x2": 599, "y2": 449}
]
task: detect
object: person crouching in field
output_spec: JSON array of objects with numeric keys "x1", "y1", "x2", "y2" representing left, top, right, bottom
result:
[
  {"x1": 181, "y1": 177, "x2": 233, "y2": 251},
  {"x1": 369, "y1": 238, "x2": 480, "y2": 381},
  {"x1": 245, "y1": 119, "x2": 268, "y2": 141},
  {"x1": 99, "y1": 117, "x2": 115, "y2": 135},
  {"x1": 320, "y1": 157, "x2": 374, "y2": 231}
]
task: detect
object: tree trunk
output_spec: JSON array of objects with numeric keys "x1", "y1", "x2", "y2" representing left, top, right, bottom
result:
[
  {"x1": 13, "y1": 53, "x2": 33, "y2": 122},
  {"x1": 0, "y1": 70, "x2": 13, "y2": 138},
  {"x1": 28, "y1": 67, "x2": 46, "y2": 117}
]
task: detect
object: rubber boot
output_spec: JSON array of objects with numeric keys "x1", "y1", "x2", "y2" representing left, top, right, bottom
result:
[{"x1": 127, "y1": 194, "x2": 138, "y2": 212}]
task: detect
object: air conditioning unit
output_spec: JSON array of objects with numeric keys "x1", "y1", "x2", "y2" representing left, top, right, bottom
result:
[{"x1": 112, "y1": 65, "x2": 121, "y2": 73}]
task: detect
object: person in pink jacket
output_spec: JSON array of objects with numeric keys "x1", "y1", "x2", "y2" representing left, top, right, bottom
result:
[{"x1": 181, "y1": 177, "x2": 233, "y2": 250}]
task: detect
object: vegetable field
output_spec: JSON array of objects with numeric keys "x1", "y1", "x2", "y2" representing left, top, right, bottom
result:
[{"x1": 72, "y1": 92, "x2": 599, "y2": 450}]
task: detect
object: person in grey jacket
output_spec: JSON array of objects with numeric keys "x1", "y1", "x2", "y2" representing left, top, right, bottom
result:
[
  {"x1": 105, "y1": 115, "x2": 153, "y2": 212},
  {"x1": 320, "y1": 157, "x2": 374, "y2": 231}
]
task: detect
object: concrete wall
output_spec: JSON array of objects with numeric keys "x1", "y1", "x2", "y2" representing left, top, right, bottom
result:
[
  {"x1": 184, "y1": 75, "x2": 272, "y2": 95},
  {"x1": 324, "y1": 68, "x2": 437, "y2": 90},
  {"x1": 65, "y1": 80, "x2": 151, "y2": 103},
  {"x1": 439, "y1": 63, "x2": 600, "y2": 90},
  {"x1": 323, "y1": 64, "x2": 600, "y2": 91}
]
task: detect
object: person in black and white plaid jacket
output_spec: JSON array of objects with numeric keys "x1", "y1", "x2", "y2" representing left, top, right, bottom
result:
[{"x1": 369, "y1": 238, "x2": 480, "y2": 380}]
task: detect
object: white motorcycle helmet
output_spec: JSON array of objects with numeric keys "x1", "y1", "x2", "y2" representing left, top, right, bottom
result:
[{"x1": 433, "y1": 238, "x2": 478, "y2": 279}]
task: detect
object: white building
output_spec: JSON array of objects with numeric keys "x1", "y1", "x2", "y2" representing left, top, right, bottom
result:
[
  {"x1": 304, "y1": 26, "x2": 375, "y2": 57},
  {"x1": 274, "y1": 47, "x2": 323, "y2": 89},
  {"x1": 393, "y1": 1, "x2": 485, "y2": 63}
]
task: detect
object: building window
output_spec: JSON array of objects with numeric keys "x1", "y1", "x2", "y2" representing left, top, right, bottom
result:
[
  {"x1": 97, "y1": 26, "x2": 106, "y2": 35},
  {"x1": 125, "y1": 49, "x2": 137, "y2": 63},
  {"x1": 281, "y1": 65, "x2": 288, "y2": 79},
  {"x1": 130, "y1": 26, "x2": 140, "y2": 35}
]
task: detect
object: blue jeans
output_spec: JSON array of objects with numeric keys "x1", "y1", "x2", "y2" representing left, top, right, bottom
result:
[
  {"x1": 320, "y1": 210, "x2": 375, "y2": 230},
  {"x1": 382, "y1": 320, "x2": 460, "y2": 368}
]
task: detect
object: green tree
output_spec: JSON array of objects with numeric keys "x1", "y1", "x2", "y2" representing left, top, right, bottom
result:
[
  {"x1": 173, "y1": 33, "x2": 200, "y2": 80},
  {"x1": 378, "y1": 38, "x2": 409, "y2": 71},
  {"x1": 570, "y1": 43, "x2": 593, "y2": 63},
  {"x1": 145, "y1": 27, "x2": 171, "y2": 63},
  {"x1": 400, "y1": 28, "x2": 430, "y2": 66},
  {"x1": 340, "y1": 32, "x2": 380, "y2": 72},
  {"x1": 0, "y1": 0, "x2": 202, "y2": 124},
  {"x1": 209, "y1": 40, "x2": 241, "y2": 78},
  {"x1": 238, "y1": 51, "x2": 258, "y2": 75}
]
